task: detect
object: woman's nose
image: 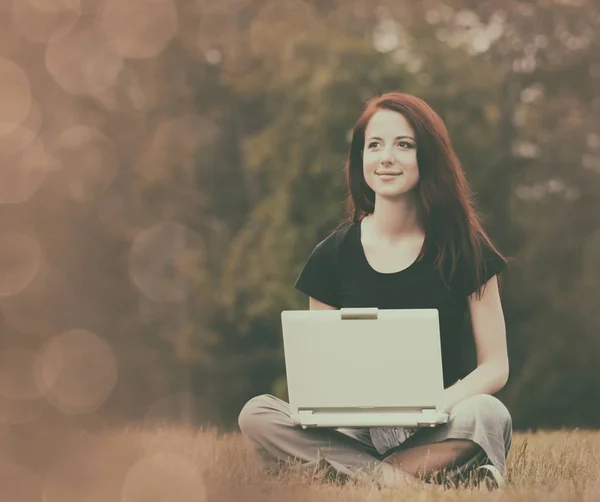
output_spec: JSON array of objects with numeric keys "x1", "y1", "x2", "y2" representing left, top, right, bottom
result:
[{"x1": 380, "y1": 147, "x2": 395, "y2": 164}]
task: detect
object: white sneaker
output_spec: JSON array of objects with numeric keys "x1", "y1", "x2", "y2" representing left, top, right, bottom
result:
[
  {"x1": 475, "y1": 464, "x2": 506, "y2": 489},
  {"x1": 373, "y1": 462, "x2": 422, "y2": 489}
]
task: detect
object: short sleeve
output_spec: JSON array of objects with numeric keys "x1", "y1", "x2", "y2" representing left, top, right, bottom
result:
[
  {"x1": 454, "y1": 241, "x2": 507, "y2": 297},
  {"x1": 294, "y1": 233, "x2": 341, "y2": 308}
]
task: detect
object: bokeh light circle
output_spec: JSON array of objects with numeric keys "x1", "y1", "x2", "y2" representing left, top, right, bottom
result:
[
  {"x1": 11, "y1": 0, "x2": 81, "y2": 44},
  {"x1": 0, "y1": 131, "x2": 48, "y2": 204},
  {"x1": 50, "y1": 125, "x2": 119, "y2": 202},
  {"x1": 0, "y1": 57, "x2": 32, "y2": 128},
  {"x1": 0, "y1": 97, "x2": 43, "y2": 153},
  {"x1": 99, "y1": 0, "x2": 178, "y2": 59},
  {"x1": 122, "y1": 453, "x2": 206, "y2": 502},
  {"x1": 45, "y1": 27, "x2": 123, "y2": 95},
  {"x1": 0, "y1": 230, "x2": 43, "y2": 297},
  {"x1": 35, "y1": 329, "x2": 118, "y2": 415},
  {"x1": 0, "y1": 124, "x2": 37, "y2": 156}
]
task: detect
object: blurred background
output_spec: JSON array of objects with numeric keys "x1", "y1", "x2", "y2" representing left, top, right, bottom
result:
[{"x1": 0, "y1": 0, "x2": 599, "y2": 448}]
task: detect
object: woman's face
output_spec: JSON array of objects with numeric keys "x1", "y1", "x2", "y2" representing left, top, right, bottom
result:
[{"x1": 362, "y1": 109, "x2": 419, "y2": 199}]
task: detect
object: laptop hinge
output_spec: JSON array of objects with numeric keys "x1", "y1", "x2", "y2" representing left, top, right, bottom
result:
[{"x1": 340, "y1": 308, "x2": 378, "y2": 320}]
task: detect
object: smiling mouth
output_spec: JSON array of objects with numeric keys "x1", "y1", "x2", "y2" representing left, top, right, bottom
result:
[{"x1": 377, "y1": 172, "x2": 402, "y2": 176}]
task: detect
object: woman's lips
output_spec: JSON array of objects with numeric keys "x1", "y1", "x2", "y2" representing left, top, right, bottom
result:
[{"x1": 377, "y1": 173, "x2": 402, "y2": 180}]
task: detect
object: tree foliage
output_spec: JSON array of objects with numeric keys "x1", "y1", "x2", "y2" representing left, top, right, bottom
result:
[{"x1": 2, "y1": 0, "x2": 598, "y2": 430}]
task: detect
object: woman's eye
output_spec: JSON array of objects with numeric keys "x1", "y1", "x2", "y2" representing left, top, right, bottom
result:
[
  {"x1": 398, "y1": 141, "x2": 414, "y2": 149},
  {"x1": 368, "y1": 142, "x2": 379, "y2": 148}
]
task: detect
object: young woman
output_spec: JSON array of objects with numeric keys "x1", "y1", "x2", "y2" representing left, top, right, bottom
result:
[{"x1": 238, "y1": 92, "x2": 512, "y2": 488}]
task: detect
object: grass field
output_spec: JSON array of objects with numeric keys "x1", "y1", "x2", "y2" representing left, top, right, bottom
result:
[{"x1": 2, "y1": 427, "x2": 600, "y2": 501}]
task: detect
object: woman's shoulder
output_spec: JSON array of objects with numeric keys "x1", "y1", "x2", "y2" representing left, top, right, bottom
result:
[
  {"x1": 294, "y1": 221, "x2": 358, "y2": 306},
  {"x1": 299, "y1": 221, "x2": 359, "y2": 273},
  {"x1": 452, "y1": 237, "x2": 509, "y2": 296},
  {"x1": 312, "y1": 221, "x2": 358, "y2": 254}
]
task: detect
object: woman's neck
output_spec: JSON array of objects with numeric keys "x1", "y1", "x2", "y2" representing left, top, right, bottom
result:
[{"x1": 366, "y1": 194, "x2": 422, "y2": 242}]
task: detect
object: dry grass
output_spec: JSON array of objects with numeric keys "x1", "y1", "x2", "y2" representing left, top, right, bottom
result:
[{"x1": 2, "y1": 426, "x2": 600, "y2": 501}]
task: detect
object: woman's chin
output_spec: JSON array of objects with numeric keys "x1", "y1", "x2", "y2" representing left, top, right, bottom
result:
[{"x1": 373, "y1": 187, "x2": 414, "y2": 199}]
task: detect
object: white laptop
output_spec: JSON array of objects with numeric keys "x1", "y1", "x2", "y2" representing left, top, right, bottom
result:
[{"x1": 280, "y1": 308, "x2": 449, "y2": 429}]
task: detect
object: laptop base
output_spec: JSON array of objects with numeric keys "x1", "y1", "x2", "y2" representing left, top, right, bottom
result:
[{"x1": 293, "y1": 408, "x2": 449, "y2": 429}]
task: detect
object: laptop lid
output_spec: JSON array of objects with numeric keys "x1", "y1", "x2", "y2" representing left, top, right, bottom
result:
[{"x1": 281, "y1": 308, "x2": 444, "y2": 412}]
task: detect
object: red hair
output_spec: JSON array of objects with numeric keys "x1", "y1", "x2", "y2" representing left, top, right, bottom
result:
[{"x1": 343, "y1": 92, "x2": 506, "y2": 296}]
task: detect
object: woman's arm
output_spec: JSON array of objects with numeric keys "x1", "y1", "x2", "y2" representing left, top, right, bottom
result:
[
  {"x1": 438, "y1": 274, "x2": 509, "y2": 413},
  {"x1": 309, "y1": 297, "x2": 337, "y2": 310}
]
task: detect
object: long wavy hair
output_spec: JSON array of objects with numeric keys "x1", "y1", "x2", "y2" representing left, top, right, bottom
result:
[{"x1": 343, "y1": 92, "x2": 507, "y2": 296}]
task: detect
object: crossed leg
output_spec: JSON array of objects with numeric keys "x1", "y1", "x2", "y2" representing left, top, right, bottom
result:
[{"x1": 238, "y1": 393, "x2": 511, "y2": 487}]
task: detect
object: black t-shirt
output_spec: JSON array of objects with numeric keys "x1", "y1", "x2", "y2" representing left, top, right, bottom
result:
[{"x1": 294, "y1": 221, "x2": 506, "y2": 388}]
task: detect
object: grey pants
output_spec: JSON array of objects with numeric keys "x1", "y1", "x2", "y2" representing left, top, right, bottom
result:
[{"x1": 238, "y1": 393, "x2": 512, "y2": 483}]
